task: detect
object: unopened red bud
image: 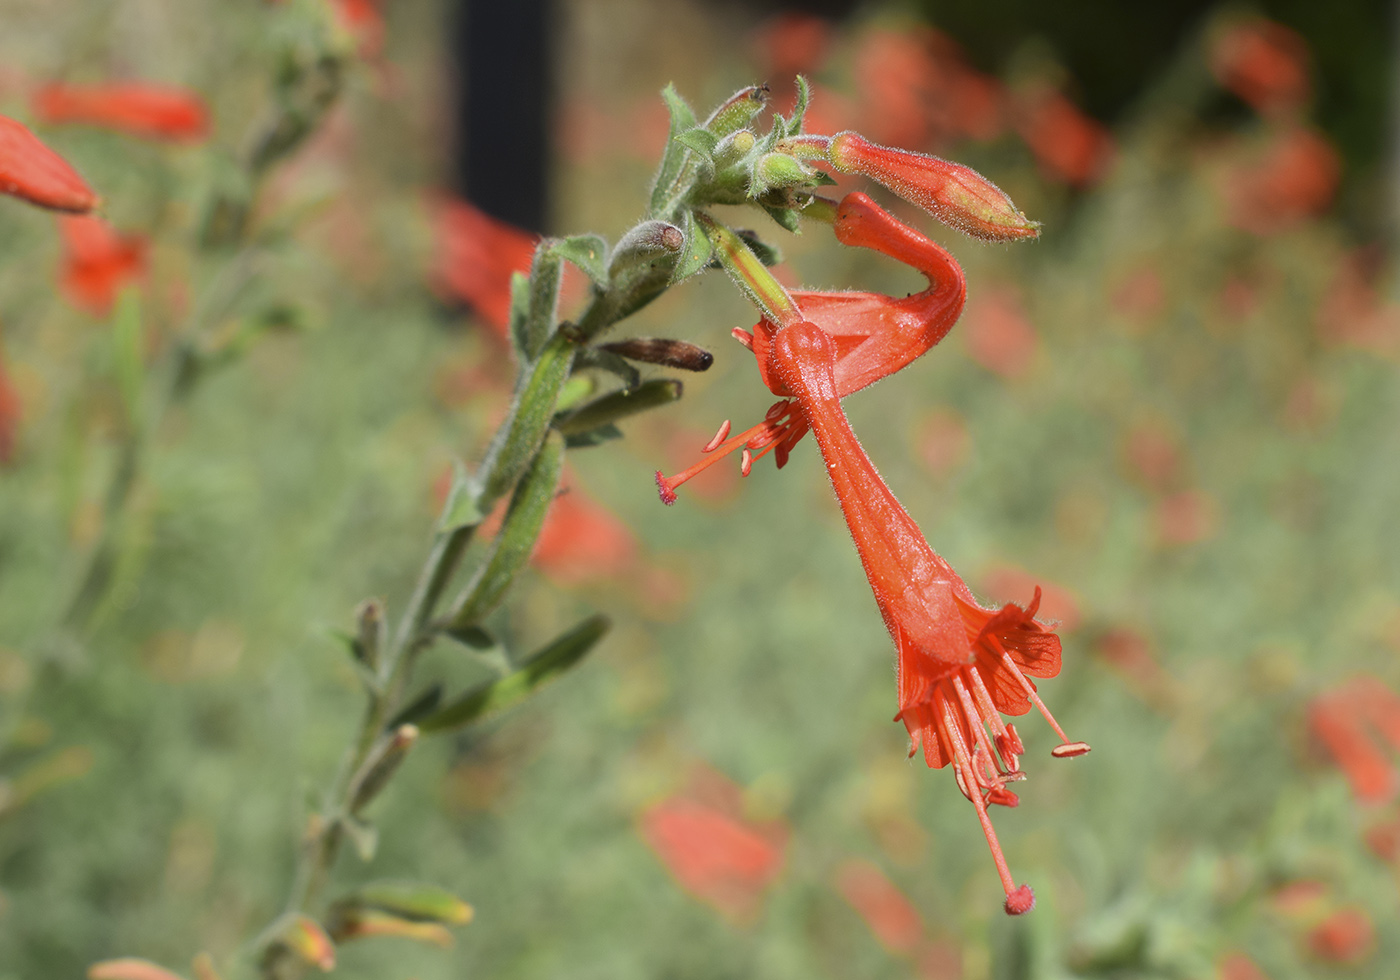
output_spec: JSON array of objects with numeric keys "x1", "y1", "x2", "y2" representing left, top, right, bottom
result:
[
  {"x1": 1, "y1": 115, "x2": 98, "y2": 213},
  {"x1": 828, "y1": 131, "x2": 1039, "y2": 243}
]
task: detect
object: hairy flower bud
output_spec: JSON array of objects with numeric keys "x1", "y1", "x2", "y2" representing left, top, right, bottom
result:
[
  {"x1": 0, "y1": 115, "x2": 98, "y2": 213},
  {"x1": 828, "y1": 131, "x2": 1039, "y2": 242}
]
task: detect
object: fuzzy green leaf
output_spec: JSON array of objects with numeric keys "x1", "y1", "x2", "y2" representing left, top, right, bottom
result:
[
  {"x1": 549, "y1": 235, "x2": 610, "y2": 288},
  {"x1": 674, "y1": 127, "x2": 719, "y2": 160},
  {"x1": 554, "y1": 379, "x2": 683, "y2": 436},
  {"x1": 671, "y1": 209, "x2": 714, "y2": 283},
  {"x1": 648, "y1": 84, "x2": 698, "y2": 215}
]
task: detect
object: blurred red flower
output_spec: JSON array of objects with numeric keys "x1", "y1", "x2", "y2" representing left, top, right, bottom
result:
[
  {"x1": 1013, "y1": 88, "x2": 1114, "y2": 188},
  {"x1": 962, "y1": 292, "x2": 1037, "y2": 380},
  {"x1": 1306, "y1": 907, "x2": 1375, "y2": 964},
  {"x1": 33, "y1": 82, "x2": 209, "y2": 142},
  {"x1": 1222, "y1": 126, "x2": 1340, "y2": 235},
  {"x1": 532, "y1": 481, "x2": 638, "y2": 586},
  {"x1": 0, "y1": 114, "x2": 98, "y2": 213},
  {"x1": 1209, "y1": 19, "x2": 1310, "y2": 117},
  {"x1": 834, "y1": 859, "x2": 923, "y2": 953},
  {"x1": 639, "y1": 767, "x2": 788, "y2": 922},
  {"x1": 1217, "y1": 951, "x2": 1272, "y2": 980},
  {"x1": 0, "y1": 351, "x2": 20, "y2": 466},
  {"x1": 331, "y1": 0, "x2": 385, "y2": 58},
  {"x1": 1309, "y1": 675, "x2": 1400, "y2": 804},
  {"x1": 431, "y1": 197, "x2": 538, "y2": 341},
  {"x1": 57, "y1": 215, "x2": 148, "y2": 317}
]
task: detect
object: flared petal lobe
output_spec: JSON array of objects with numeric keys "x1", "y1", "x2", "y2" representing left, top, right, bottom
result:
[{"x1": 0, "y1": 115, "x2": 98, "y2": 213}]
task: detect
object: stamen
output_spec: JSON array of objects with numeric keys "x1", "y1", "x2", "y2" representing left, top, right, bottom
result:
[
  {"x1": 987, "y1": 786, "x2": 1019, "y2": 807},
  {"x1": 999, "y1": 649, "x2": 1087, "y2": 752},
  {"x1": 967, "y1": 668, "x2": 1018, "y2": 772},
  {"x1": 701, "y1": 420, "x2": 732, "y2": 453},
  {"x1": 953, "y1": 674, "x2": 1002, "y2": 785},
  {"x1": 655, "y1": 470, "x2": 677, "y2": 506},
  {"x1": 731, "y1": 327, "x2": 754, "y2": 350},
  {"x1": 1051, "y1": 742, "x2": 1092, "y2": 758},
  {"x1": 939, "y1": 694, "x2": 1024, "y2": 906},
  {"x1": 740, "y1": 448, "x2": 753, "y2": 477},
  {"x1": 654, "y1": 417, "x2": 777, "y2": 503}
]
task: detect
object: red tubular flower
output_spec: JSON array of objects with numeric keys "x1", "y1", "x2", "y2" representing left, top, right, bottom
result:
[
  {"x1": 430, "y1": 196, "x2": 539, "y2": 341},
  {"x1": 33, "y1": 82, "x2": 209, "y2": 142},
  {"x1": 1309, "y1": 675, "x2": 1400, "y2": 804},
  {"x1": 826, "y1": 131, "x2": 1040, "y2": 242},
  {"x1": 1209, "y1": 19, "x2": 1310, "y2": 117},
  {"x1": 0, "y1": 115, "x2": 98, "y2": 213},
  {"x1": 769, "y1": 320, "x2": 1088, "y2": 915},
  {"x1": 834, "y1": 859, "x2": 924, "y2": 953},
  {"x1": 657, "y1": 192, "x2": 965, "y2": 502},
  {"x1": 57, "y1": 215, "x2": 148, "y2": 316}
]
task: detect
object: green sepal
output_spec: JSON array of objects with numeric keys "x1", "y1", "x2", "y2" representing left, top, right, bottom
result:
[
  {"x1": 112, "y1": 287, "x2": 145, "y2": 432},
  {"x1": 674, "y1": 127, "x2": 719, "y2": 160},
  {"x1": 549, "y1": 234, "x2": 610, "y2": 289},
  {"x1": 554, "y1": 379, "x2": 683, "y2": 436},
  {"x1": 572, "y1": 347, "x2": 641, "y2": 391},
  {"x1": 417, "y1": 614, "x2": 610, "y2": 733},
  {"x1": 387, "y1": 684, "x2": 444, "y2": 729},
  {"x1": 340, "y1": 882, "x2": 474, "y2": 925},
  {"x1": 671, "y1": 209, "x2": 714, "y2": 283},
  {"x1": 648, "y1": 84, "x2": 698, "y2": 215},
  {"x1": 448, "y1": 431, "x2": 564, "y2": 630},
  {"x1": 476, "y1": 331, "x2": 577, "y2": 513},
  {"x1": 563, "y1": 424, "x2": 623, "y2": 449}
]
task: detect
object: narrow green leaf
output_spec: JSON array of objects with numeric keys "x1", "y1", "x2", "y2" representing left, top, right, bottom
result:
[
  {"x1": 554, "y1": 379, "x2": 683, "y2": 436},
  {"x1": 762, "y1": 204, "x2": 803, "y2": 233},
  {"x1": 437, "y1": 460, "x2": 483, "y2": 533},
  {"x1": 671, "y1": 209, "x2": 714, "y2": 283},
  {"x1": 343, "y1": 882, "x2": 474, "y2": 925},
  {"x1": 549, "y1": 234, "x2": 609, "y2": 288},
  {"x1": 648, "y1": 84, "x2": 698, "y2": 215},
  {"x1": 506, "y1": 270, "x2": 530, "y2": 359},
  {"x1": 443, "y1": 624, "x2": 497, "y2": 650},
  {"x1": 674, "y1": 127, "x2": 719, "y2": 160},
  {"x1": 571, "y1": 347, "x2": 641, "y2": 391},
  {"x1": 418, "y1": 614, "x2": 610, "y2": 732},
  {"x1": 477, "y1": 331, "x2": 576, "y2": 513},
  {"x1": 111, "y1": 287, "x2": 144, "y2": 431},
  {"x1": 387, "y1": 684, "x2": 444, "y2": 729},
  {"x1": 449, "y1": 431, "x2": 564, "y2": 629},
  {"x1": 563, "y1": 424, "x2": 623, "y2": 449},
  {"x1": 554, "y1": 374, "x2": 596, "y2": 413},
  {"x1": 523, "y1": 247, "x2": 563, "y2": 360}
]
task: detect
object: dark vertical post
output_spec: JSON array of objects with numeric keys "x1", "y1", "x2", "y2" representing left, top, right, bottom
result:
[{"x1": 453, "y1": 0, "x2": 553, "y2": 233}]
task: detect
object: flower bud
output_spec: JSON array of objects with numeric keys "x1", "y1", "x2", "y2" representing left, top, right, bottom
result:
[
  {"x1": 713, "y1": 130, "x2": 757, "y2": 170},
  {"x1": 703, "y1": 85, "x2": 768, "y2": 138},
  {"x1": 828, "y1": 131, "x2": 1039, "y2": 242},
  {"x1": 753, "y1": 152, "x2": 818, "y2": 194},
  {"x1": 347, "y1": 724, "x2": 419, "y2": 814}
]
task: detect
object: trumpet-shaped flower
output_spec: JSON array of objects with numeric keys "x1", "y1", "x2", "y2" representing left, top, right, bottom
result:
[
  {"x1": 769, "y1": 319, "x2": 1088, "y2": 914},
  {"x1": 0, "y1": 114, "x2": 98, "y2": 213},
  {"x1": 657, "y1": 192, "x2": 964, "y2": 503}
]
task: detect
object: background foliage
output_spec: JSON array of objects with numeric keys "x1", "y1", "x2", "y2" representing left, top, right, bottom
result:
[{"x1": 1, "y1": 1, "x2": 1398, "y2": 978}]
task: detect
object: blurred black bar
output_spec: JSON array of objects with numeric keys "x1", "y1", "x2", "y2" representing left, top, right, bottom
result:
[{"x1": 453, "y1": 0, "x2": 553, "y2": 233}]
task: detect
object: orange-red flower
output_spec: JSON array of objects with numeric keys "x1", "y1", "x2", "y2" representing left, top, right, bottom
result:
[
  {"x1": 0, "y1": 114, "x2": 98, "y2": 213},
  {"x1": 1222, "y1": 125, "x2": 1340, "y2": 235},
  {"x1": 1309, "y1": 675, "x2": 1400, "y2": 804},
  {"x1": 768, "y1": 320, "x2": 1087, "y2": 914},
  {"x1": 430, "y1": 196, "x2": 539, "y2": 342},
  {"x1": 33, "y1": 82, "x2": 209, "y2": 142},
  {"x1": 0, "y1": 350, "x2": 20, "y2": 466},
  {"x1": 834, "y1": 859, "x2": 923, "y2": 953},
  {"x1": 1306, "y1": 907, "x2": 1375, "y2": 965},
  {"x1": 330, "y1": 0, "x2": 386, "y2": 60},
  {"x1": 658, "y1": 192, "x2": 965, "y2": 502},
  {"x1": 639, "y1": 766, "x2": 788, "y2": 922},
  {"x1": 57, "y1": 215, "x2": 148, "y2": 316},
  {"x1": 1013, "y1": 88, "x2": 1114, "y2": 188},
  {"x1": 1209, "y1": 19, "x2": 1310, "y2": 117}
]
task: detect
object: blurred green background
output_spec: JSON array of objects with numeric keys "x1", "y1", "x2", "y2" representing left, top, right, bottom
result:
[{"x1": 2, "y1": 1, "x2": 1398, "y2": 978}]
